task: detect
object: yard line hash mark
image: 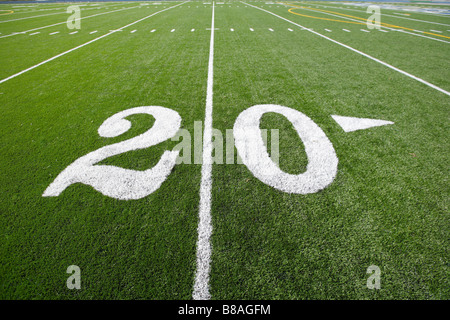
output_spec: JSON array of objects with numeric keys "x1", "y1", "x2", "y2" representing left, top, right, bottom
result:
[
  {"x1": 0, "y1": 2, "x2": 187, "y2": 85},
  {"x1": 283, "y1": 3, "x2": 450, "y2": 43},
  {"x1": 0, "y1": 5, "x2": 142, "y2": 39},
  {"x1": 241, "y1": 1, "x2": 450, "y2": 97}
]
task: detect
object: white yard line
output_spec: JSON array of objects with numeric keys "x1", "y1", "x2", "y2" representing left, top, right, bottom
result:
[
  {"x1": 241, "y1": 2, "x2": 450, "y2": 97},
  {"x1": 285, "y1": 4, "x2": 450, "y2": 44},
  {"x1": 193, "y1": 2, "x2": 215, "y2": 301},
  {"x1": 0, "y1": 3, "x2": 124, "y2": 23},
  {"x1": 5, "y1": 3, "x2": 120, "y2": 16},
  {"x1": 394, "y1": 28, "x2": 450, "y2": 43},
  {"x1": 301, "y1": 3, "x2": 450, "y2": 27},
  {"x1": 0, "y1": 2, "x2": 187, "y2": 85},
  {"x1": 0, "y1": 5, "x2": 142, "y2": 39},
  {"x1": 0, "y1": 8, "x2": 81, "y2": 23}
]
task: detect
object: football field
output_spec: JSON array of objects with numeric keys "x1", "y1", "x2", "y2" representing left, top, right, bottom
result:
[{"x1": 0, "y1": 0, "x2": 449, "y2": 300}]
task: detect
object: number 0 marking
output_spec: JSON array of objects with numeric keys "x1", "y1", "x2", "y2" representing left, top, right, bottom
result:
[
  {"x1": 43, "y1": 106, "x2": 181, "y2": 200},
  {"x1": 233, "y1": 104, "x2": 338, "y2": 194}
]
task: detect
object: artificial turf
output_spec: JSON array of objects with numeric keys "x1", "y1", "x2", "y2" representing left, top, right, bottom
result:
[{"x1": 0, "y1": 0, "x2": 448, "y2": 299}]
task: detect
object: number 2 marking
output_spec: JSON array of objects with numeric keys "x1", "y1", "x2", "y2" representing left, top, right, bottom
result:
[{"x1": 43, "y1": 106, "x2": 181, "y2": 200}]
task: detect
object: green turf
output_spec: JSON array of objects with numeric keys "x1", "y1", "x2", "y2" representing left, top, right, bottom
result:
[{"x1": 0, "y1": 1, "x2": 448, "y2": 299}]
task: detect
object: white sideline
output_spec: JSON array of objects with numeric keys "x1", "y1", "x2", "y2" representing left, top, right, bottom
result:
[
  {"x1": 0, "y1": 10, "x2": 64, "y2": 23},
  {"x1": 0, "y1": 5, "x2": 142, "y2": 39},
  {"x1": 0, "y1": 2, "x2": 187, "y2": 85},
  {"x1": 241, "y1": 2, "x2": 450, "y2": 97},
  {"x1": 300, "y1": 3, "x2": 450, "y2": 27},
  {"x1": 0, "y1": 3, "x2": 123, "y2": 23},
  {"x1": 193, "y1": 2, "x2": 215, "y2": 301},
  {"x1": 288, "y1": 4, "x2": 450, "y2": 44}
]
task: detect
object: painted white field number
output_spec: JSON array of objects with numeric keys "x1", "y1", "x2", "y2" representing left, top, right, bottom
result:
[
  {"x1": 43, "y1": 106, "x2": 181, "y2": 200},
  {"x1": 43, "y1": 104, "x2": 393, "y2": 200},
  {"x1": 234, "y1": 105, "x2": 338, "y2": 194}
]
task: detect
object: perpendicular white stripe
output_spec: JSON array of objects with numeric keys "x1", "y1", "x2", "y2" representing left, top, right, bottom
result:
[
  {"x1": 241, "y1": 2, "x2": 450, "y2": 97},
  {"x1": 306, "y1": 3, "x2": 450, "y2": 27},
  {"x1": 0, "y1": 5, "x2": 142, "y2": 39},
  {"x1": 0, "y1": 2, "x2": 187, "y2": 85},
  {"x1": 0, "y1": 3, "x2": 123, "y2": 23},
  {"x1": 0, "y1": 5, "x2": 107, "y2": 23},
  {"x1": 0, "y1": 11, "x2": 64, "y2": 23},
  {"x1": 289, "y1": 4, "x2": 450, "y2": 44},
  {"x1": 193, "y1": 2, "x2": 215, "y2": 301}
]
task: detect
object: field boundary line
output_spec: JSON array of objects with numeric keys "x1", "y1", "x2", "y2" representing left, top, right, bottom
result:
[
  {"x1": 0, "y1": 5, "x2": 142, "y2": 39},
  {"x1": 289, "y1": 2, "x2": 450, "y2": 27},
  {"x1": 0, "y1": 9, "x2": 64, "y2": 22},
  {"x1": 283, "y1": 3, "x2": 450, "y2": 43},
  {"x1": 0, "y1": 2, "x2": 187, "y2": 85},
  {"x1": 0, "y1": 3, "x2": 125, "y2": 23},
  {"x1": 193, "y1": 1, "x2": 215, "y2": 301},
  {"x1": 242, "y1": 2, "x2": 450, "y2": 97}
]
